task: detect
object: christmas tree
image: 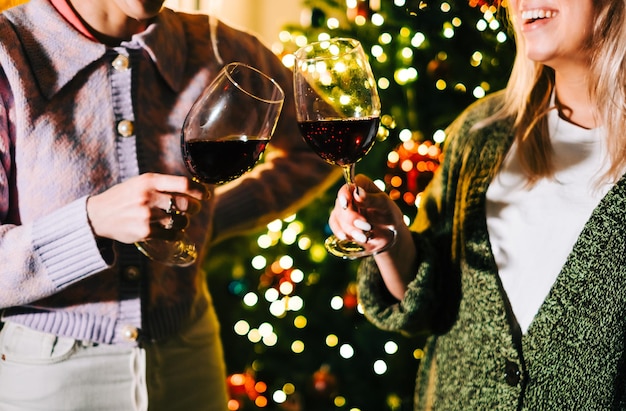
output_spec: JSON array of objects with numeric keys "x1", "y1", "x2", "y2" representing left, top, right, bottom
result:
[{"x1": 206, "y1": 1, "x2": 515, "y2": 410}]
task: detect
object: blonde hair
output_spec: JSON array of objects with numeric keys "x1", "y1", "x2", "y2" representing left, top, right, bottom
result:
[{"x1": 488, "y1": 0, "x2": 626, "y2": 184}]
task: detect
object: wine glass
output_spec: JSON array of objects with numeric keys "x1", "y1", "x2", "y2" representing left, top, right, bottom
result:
[
  {"x1": 293, "y1": 38, "x2": 396, "y2": 259},
  {"x1": 136, "y1": 62, "x2": 285, "y2": 266}
]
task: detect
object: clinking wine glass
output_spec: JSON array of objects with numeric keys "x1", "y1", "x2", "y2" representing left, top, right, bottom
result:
[
  {"x1": 293, "y1": 38, "x2": 396, "y2": 259},
  {"x1": 136, "y1": 62, "x2": 285, "y2": 266}
]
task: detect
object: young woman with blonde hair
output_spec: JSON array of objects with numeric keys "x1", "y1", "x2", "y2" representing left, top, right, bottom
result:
[{"x1": 329, "y1": 0, "x2": 626, "y2": 408}]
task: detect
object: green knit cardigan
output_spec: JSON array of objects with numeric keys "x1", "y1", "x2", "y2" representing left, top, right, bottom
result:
[{"x1": 358, "y1": 92, "x2": 626, "y2": 410}]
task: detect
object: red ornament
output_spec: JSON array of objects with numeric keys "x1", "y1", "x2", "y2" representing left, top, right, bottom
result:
[{"x1": 343, "y1": 282, "x2": 358, "y2": 310}]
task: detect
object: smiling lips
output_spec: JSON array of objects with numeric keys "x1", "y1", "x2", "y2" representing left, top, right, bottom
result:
[{"x1": 521, "y1": 8, "x2": 559, "y2": 23}]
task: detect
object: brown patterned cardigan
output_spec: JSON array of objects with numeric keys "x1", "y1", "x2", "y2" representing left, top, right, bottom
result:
[{"x1": 358, "y1": 92, "x2": 626, "y2": 410}]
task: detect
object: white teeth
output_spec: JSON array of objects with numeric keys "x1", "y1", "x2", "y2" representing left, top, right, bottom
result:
[{"x1": 521, "y1": 9, "x2": 557, "y2": 21}]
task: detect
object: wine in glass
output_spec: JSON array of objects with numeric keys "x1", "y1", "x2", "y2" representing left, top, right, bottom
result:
[
  {"x1": 293, "y1": 38, "x2": 395, "y2": 259},
  {"x1": 136, "y1": 62, "x2": 285, "y2": 266}
]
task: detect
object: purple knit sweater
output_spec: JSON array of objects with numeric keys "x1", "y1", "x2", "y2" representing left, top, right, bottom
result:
[{"x1": 0, "y1": 0, "x2": 335, "y2": 345}]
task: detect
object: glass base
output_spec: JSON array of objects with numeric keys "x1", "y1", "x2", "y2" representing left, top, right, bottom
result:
[
  {"x1": 135, "y1": 237, "x2": 197, "y2": 267},
  {"x1": 324, "y1": 228, "x2": 396, "y2": 260},
  {"x1": 325, "y1": 236, "x2": 372, "y2": 259}
]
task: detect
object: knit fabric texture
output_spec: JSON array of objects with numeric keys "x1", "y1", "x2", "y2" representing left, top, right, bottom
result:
[{"x1": 358, "y1": 92, "x2": 626, "y2": 410}]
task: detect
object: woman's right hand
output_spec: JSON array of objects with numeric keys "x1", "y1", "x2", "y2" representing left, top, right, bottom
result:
[
  {"x1": 86, "y1": 173, "x2": 209, "y2": 244},
  {"x1": 328, "y1": 174, "x2": 403, "y2": 249},
  {"x1": 328, "y1": 173, "x2": 416, "y2": 300}
]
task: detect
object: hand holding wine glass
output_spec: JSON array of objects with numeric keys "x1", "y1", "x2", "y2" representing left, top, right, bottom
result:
[
  {"x1": 293, "y1": 38, "x2": 396, "y2": 259},
  {"x1": 136, "y1": 62, "x2": 285, "y2": 266}
]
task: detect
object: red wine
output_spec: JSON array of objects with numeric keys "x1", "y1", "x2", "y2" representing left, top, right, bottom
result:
[
  {"x1": 297, "y1": 117, "x2": 379, "y2": 166},
  {"x1": 182, "y1": 138, "x2": 268, "y2": 184}
]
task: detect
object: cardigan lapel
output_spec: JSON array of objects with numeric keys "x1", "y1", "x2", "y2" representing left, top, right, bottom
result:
[{"x1": 525, "y1": 172, "x2": 626, "y2": 338}]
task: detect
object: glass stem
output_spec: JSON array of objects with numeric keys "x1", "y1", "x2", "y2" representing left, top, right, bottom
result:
[
  {"x1": 342, "y1": 163, "x2": 359, "y2": 209},
  {"x1": 342, "y1": 163, "x2": 355, "y2": 187}
]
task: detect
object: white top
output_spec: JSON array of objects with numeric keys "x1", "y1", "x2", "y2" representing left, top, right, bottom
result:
[{"x1": 486, "y1": 109, "x2": 611, "y2": 334}]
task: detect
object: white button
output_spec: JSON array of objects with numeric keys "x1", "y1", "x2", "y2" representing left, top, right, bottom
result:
[
  {"x1": 112, "y1": 54, "x2": 130, "y2": 71},
  {"x1": 117, "y1": 120, "x2": 134, "y2": 137},
  {"x1": 121, "y1": 325, "x2": 139, "y2": 342}
]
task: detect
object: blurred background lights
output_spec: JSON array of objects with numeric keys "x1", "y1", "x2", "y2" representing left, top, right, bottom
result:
[
  {"x1": 371, "y1": 13, "x2": 384, "y2": 26},
  {"x1": 265, "y1": 288, "x2": 279, "y2": 302},
  {"x1": 288, "y1": 295, "x2": 304, "y2": 310},
  {"x1": 234, "y1": 320, "x2": 250, "y2": 336},
  {"x1": 273, "y1": 390, "x2": 287, "y2": 404},
  {"x1": 257, "y1": 234, "x2": 273, "y2": 249},
  {"x1": 291, "y1": 340, "x2": 305, "y2": 353},
  {"x1": 267, "y1": 219, "x2": 283, "y2": 232},
  {"x1": 326, "y1": 334, "x2": 339, "y2": 347},
  {"x1": 290, "y1": 269, "x2": 304, "y2": 283},
  {"x1": 294, "y1": 315, "x2": 307, "y2": 328},
  {"x1": 278, "y1": 281, "x2": 293, "y2": 295},
  {"x1": 330, "y1": 295, "x2": 344, "y2": 310},
  {"x1": 297, "y1": 235, "x2": 312, "y2": 250},
  {"x1": 251, "y1": 255, "x2": 266, "y2": 270},
  {"x1": 269, "y1": 300, "x2": 287, "y2": 317},
  {"x1": 327, "y1": 17, "x2": 340, "y2": 29},
  {"x1": 279, "y1": 255, "x2": 294, "y2": 270},
  {"x1": 248, "y1": 328, "x2": 261, "y2": 343},
  {"x1": 243, "y1": 292, "x2": 259, "y2": 307},
  {"x1": 411, "y1": 32, "x2": 426, "y2": 48},
  {"x1": 334, "y1": 396, "x2": 347, "y2": 407},
  {"x1": 339, "y1": 343, "x2": 354, "y2": 359},
  {"x1": 384, "y1": 340, "x2": 399, "y2": 354},
  {"x1": 373, "y1": 359, "x2": 388, "y2": 375},
  {"x1": 433, "y1": 129, "x2": 446, "y2": 144}
]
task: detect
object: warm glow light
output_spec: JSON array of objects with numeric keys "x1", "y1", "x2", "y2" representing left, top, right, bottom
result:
[
  {"x1": 254, "y1": 396, "x2": 268, "y2": 407},
  {"x1": 384, "y1": 340, "x2": 399, "y2": 354},
  {"x1": 243, "y1": 292, "x2": 259, "y2": 307},
  {"x1": 289, "y1": 269, "x2": 303, "y2": 283},
  {"x1": 326, "y1": 334, "x2": 339, "y2": 347},
  {"x1": 234, "y1": 320, "x2": 250, "y2": 335},
  {"x1": 294, "y1": 315, "x2": 307, "y2": 328},
  {"x1": 330, "y1": 296, "x2": 344, "y2": 310},
  {"x1": 373, "y1": 359, "x2": 388, "y2": 374},
  {"x1": 265, "y1": 288, "x2": 279, "y2": 302},
  {"x1": 291, "y1": 340, "x2": 305, "y2": 353},
  {"x1": 339, "y1": 343, "x2": 354, "y2": 359},
  {"x1": 273, "y1": 390, "x2": 287, "y2": 404},
  {"x1": 251, "y1": 255, "x2": 266, "y2": 270}
]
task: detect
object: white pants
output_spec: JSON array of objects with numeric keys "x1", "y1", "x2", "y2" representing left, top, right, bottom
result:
[{"x1": 0, "y1": 304, "x2": 228, "y2": 411}]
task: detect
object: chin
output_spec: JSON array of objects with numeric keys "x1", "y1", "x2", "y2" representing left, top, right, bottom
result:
[{"x1": 128, "y1": 0, "x2": 165, "y2": 19}]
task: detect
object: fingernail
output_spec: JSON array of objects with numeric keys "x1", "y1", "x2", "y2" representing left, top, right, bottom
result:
[
  {"x1": 353, "y1": 219, "x2": 371, "y2": 231},
  {"x1": 354, "y1": 187, "x2": 363, "y2": 201},
  {"x1": 336, "y1": 231, "x2": 347, "y2": 241},
  {"x1": 339, "y1": 195, "x2": 348, "y2": 210},
  {"x1": 351, "y1": 230, "x2": 367, "y2": 243}
]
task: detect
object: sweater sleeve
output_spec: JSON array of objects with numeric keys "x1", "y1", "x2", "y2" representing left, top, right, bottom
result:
[
  {"x1": 356, "y1": 95, "x2": 498, "y2": 336},
  {"x1": 0, "y1": 67, "x2": 111, "y2": 309},
  {"x1": 208, "y1": 22, "x2": 341, "y2": 244}
]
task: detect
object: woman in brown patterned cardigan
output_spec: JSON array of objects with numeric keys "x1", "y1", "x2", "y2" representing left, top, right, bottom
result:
[{"x1": 329, "y1": 0, "x2": 626, "y2": 409}]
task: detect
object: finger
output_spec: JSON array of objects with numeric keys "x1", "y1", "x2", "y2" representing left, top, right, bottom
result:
[{"x1": 141, "y1": 173, "x2": 209, "y2": 200}]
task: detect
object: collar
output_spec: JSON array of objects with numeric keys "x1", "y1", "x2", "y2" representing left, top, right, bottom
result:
[{"x1": 4, "y1": 0, "x2": 186, "y2": 99}]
